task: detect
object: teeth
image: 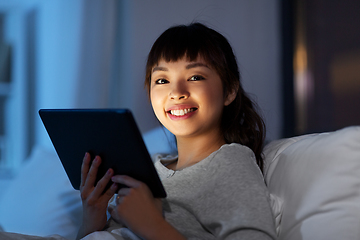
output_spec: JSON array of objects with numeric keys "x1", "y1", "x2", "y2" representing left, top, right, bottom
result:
[{"x1": 170, "y1": 108, "x2": 194, "y2": 116}]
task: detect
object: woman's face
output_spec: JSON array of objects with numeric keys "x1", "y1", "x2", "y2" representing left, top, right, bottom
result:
[{"x1": 149, "y1": 57, "x2": 234, "y2": 139}]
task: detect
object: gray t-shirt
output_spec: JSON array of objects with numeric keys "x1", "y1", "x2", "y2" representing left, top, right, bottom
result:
[
  {"x1": 103, "y1": 143, "x2": 277, "y2": 240},
  {"x1": 154, "y1": 143, "x2": 277, "y2": 239}
]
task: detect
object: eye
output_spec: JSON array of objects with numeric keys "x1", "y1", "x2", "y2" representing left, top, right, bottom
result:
[
  {"x1": 155, "y1": 78, "x2": 169, "y2": 84},
  {"x1": 189, "y1": 75, "x2": 205, "y2": 81}
]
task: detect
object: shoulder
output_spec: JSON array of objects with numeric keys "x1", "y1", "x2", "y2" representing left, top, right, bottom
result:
[
  {"x1": 216, "y1": 143, "x2": 255, "y2": 160},
  {"x1": 208, "y1": 143, "x2": 262, "y2": 175}
]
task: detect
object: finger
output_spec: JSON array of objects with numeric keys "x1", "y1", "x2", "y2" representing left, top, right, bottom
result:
[
  {"x1": 102, "y1": 182, "x2": 119, "y2": 201},
  {"x1": 91, "y1": 168, "x2": 115, "y2": 199},
  {"x1": 96, "y1": 182, "x2": 118, "y2": 205},
  {"x1": 80, "y1": 152, "x2": 91, "y2": 189},
  {"x1": 154, "y1": 198, "x2": 163, "y2": 213},
  {"x1": 115, "y1": 194, "x2": 124, "y2": 205},
  {"x1": 111, "y1": 175, "x2": 141, "y2": 188},
  {"x1": 84, "y1": 155, "x2": 102, "y2": 188},
  {"x1": 99, "y1": 176, "x2": 119, "y2": 202},
  {"x1": 117, "y1": 187, "x2": 131, "y2": 197},
  {"x1": 114, "y1": 187, "x2": 132, "y2": 206}
]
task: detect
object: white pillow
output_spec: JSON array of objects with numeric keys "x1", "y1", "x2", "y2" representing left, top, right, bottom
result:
[
  {"x1": 142, "y1": 126, "x2": 176, "y2": 157},
  {"x1": 263, "y1": 126, "x2": 360, "y2": 240},
  {"x1": 0, "y1": 146, "x2": 82, "y2": 240}
]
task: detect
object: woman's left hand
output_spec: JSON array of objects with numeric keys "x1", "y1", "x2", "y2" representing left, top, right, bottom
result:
[{"x1": 108, "y1": 175, "x2": 164, "y2": 238}]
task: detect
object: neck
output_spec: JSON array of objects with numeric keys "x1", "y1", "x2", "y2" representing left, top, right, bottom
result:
[{"x1": 173, "y1": 131, "x2": 226, "y2": 170}]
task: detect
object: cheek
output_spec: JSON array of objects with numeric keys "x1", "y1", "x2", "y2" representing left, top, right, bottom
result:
[
  {"x1": 149, "y1": 94, "x2": 158, "y2": 113},
  {"x1": 199, "y1": 85, "x2": 224, "y2": 107},
  {"x1": 150, "y1": 89, "x2": 164, "y2": 118}
]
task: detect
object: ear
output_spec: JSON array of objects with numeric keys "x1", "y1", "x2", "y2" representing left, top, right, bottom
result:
[{"x1": 224, "y1": 86, "x2": 238, "y2": 106}]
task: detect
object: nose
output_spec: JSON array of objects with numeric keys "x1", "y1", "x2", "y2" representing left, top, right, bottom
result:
[{"x1": 169, "y1": 81, "x2": 189, "y2": 100}]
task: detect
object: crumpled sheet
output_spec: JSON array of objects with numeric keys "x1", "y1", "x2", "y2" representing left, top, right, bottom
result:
[
  {"x1": 0, "y1": 228, "x2": 141, "y2": 240},
  {"x1": 0, "y1": 232, "x2": 67, "y2": 240}
]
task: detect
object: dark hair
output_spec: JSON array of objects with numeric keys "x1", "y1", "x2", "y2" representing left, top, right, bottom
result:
[{"x1": 145, "y1": 23, "x2": 266, "y2": 172}]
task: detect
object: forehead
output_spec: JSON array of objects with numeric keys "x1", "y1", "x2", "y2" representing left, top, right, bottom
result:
[
  {"x1": 153, "y1": 55, "x2": 210, "y2": 69},
  {"x1": 152, "y1": 58, "x2": 214, "y2": 76}
]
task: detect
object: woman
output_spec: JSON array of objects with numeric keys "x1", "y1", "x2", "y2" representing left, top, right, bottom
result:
[{"x1": 78, "y1": 23, "x2": 277, "y2": 240}]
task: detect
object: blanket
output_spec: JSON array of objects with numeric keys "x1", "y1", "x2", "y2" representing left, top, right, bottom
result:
[{"x1": 0, "y1": 228, "x2": 141, "y2": 240}]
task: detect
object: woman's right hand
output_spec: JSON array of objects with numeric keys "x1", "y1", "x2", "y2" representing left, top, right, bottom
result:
[{"x1": 76, "y1": 153, "x2": 118, "y2": 240}]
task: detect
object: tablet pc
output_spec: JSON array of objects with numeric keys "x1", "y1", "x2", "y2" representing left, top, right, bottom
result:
[{"x1": 39, "y1": 109, "x2": 166, "y2": 198}]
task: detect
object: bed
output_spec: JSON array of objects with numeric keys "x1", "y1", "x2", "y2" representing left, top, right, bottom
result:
[{"x1": 0, "y1": 126, "x2": 359, "y2": 240}]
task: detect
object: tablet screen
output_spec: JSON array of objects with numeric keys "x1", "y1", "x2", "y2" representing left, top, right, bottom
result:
[{"x1": 39, "y1": 109, "x2": 166, "y2": 198}]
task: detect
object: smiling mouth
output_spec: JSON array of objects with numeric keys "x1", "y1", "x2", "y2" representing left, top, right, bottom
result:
[{"x1": 168, "y1": 108, "x2": 197, "y2": 116}]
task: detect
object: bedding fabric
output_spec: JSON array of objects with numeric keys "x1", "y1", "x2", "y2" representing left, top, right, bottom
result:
[
  {"x1": 0, "y1": 146, "x2": 82, "y2": 239},
  {"x1": 264, "y1": 126, "x2": 360, "y2": 240},
  {"x1": 0, "y1": 232, "x2": 66, "y2": 240}
]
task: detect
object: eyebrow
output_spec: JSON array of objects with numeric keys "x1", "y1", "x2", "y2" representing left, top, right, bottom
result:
[
  {"x1": 186, "y1": 62, "x2": 210, "y2": 70},
  {"x1": 152, "y1": 62, "x2": 210, "y2": 73},
  {"x1": 152, "y1": 66, "x2": 168, "y2": 73}
]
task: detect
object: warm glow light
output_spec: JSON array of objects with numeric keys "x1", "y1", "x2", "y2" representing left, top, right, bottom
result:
[{"x1": 293, "y1": 0, "x2": 314, "y2": 134}]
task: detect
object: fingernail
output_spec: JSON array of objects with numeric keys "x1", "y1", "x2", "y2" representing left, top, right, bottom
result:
[
  {"x1": 111, "y1": 183, "x2": 118, "y2": 190},
  {"x1": 107, "y1": 169, "x2": 112, "y2": 175},
  {"x1": 111, "y1": 176, "x2": 118, "y2": 182}
]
